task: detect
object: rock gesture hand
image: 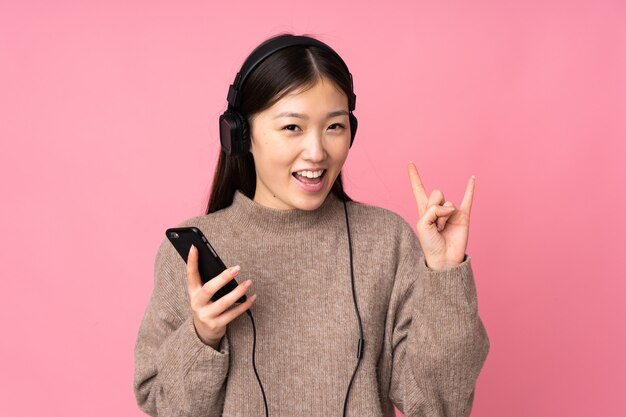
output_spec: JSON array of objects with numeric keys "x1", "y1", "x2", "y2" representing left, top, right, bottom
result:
[{"x1": 407, "y1": 162, "x2": 475, "y2": 271}]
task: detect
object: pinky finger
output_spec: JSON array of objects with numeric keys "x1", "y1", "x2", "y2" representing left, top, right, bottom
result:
[{"x1": 216, "y1": 294, "x2": 257, "y2": 327}]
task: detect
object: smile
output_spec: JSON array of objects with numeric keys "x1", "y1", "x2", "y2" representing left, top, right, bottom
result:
[{"x1": 292, "y1": 170, "x2": 327, "y2": 192}]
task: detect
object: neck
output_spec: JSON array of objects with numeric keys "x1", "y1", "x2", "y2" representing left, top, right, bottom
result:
[{"x1": 226, "y1": 189, "x2": 345, "y2": 235}]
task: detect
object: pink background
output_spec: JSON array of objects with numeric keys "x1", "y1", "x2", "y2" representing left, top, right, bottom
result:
[{"x1": 1, "y1": 0, "x2": 625, "y2": 416}]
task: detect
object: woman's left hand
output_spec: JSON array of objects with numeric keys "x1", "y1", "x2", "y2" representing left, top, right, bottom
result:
[{"x1": 407, "y1": 162, "x2": 475, "y2": 271}]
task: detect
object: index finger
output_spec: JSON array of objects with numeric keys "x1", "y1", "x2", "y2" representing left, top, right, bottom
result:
[
  {"x1": 194, "y1": 266, "x2": 240, "y2": 308},
  {"x1": 407, "y1": 162, "x2": 428, "y2": 215}
]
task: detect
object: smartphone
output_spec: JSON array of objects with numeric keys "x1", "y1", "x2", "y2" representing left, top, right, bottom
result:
[{"x1": 165, "y1": 226, "x2": 246, "y2": 304}]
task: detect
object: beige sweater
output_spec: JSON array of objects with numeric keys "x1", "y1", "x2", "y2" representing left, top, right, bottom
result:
[{"x1": 133, "y1": 189, "x2": 490, "y2": 417}]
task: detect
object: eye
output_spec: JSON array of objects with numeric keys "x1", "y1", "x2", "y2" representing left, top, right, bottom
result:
[
  {"x1": 282, "y1": 124, "x2": 301, "y2": 132},
  {"x1": 329, "y1": 123, "x2": 345, "y2": 130}
]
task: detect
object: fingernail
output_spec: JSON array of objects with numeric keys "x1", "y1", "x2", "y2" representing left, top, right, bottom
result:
[
  {"x1": 189, "y1": 245, "x2": 195, "y2": 254},
  {"x1": 443, "y1": 206, "x2": 455, "y2": 210},
  {"x1": 230, "y1": 265, "x2": 240, "y2": 274}
]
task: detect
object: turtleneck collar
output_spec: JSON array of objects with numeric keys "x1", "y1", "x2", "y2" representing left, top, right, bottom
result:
[{"x1": 226, "y1": 189, "x2": 346, "y2": 235}]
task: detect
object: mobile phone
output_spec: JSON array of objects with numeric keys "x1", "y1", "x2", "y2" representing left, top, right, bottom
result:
[{"x1": 165, "y1": 226, "x2": 246, "y2": 303}]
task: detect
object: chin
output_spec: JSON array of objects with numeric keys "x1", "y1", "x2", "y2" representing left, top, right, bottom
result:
[{"x1": 292, "y1": 191, "x2": 329, "y2": 211}]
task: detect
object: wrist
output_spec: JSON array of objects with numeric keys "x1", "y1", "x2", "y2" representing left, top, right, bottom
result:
[{"x1": 192, "y1": 318, "x2": 222, "y2": 350}]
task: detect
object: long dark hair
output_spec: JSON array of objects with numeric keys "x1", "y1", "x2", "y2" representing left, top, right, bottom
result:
[{"x1": 205, "y1": 33, "x2": 357, "y2": 214}]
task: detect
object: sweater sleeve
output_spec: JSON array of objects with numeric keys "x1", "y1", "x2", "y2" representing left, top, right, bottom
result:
[
  {"x1": 387, "y1": 223, "x2": 490, "y2": 417},
  {"x1": 133, "y1": 237, "x2": 230, "y2": 417}
]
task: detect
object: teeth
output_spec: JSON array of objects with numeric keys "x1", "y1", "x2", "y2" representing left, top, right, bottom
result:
[{"x1": 296, "y1": 170, "x2": 324, "y2": 178}]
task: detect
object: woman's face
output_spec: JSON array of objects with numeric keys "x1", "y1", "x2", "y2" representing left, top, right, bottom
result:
[{"x1": 249, "y1": 76, "x2": 351, "y2": 211}]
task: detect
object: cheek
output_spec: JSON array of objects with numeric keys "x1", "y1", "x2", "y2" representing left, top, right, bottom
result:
[
  {"x1": 329, "y1": 141, "x2": 350, "y2": 163},
  {"x1": 254, "y1": 141, "x2": 293, "y2": 175}
]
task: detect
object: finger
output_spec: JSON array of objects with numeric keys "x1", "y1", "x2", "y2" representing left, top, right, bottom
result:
[
  {"x1": 407, "y1": 162, "x2": 428, "y2": 216},
  {"x1": 437, "y1": 201, "x2": 456, "y2": 231},
  {"x1": 427, "y1": 189, "x2": 446, "y2": 230},
  {"x1": 459, "y1": 175, "x2": 475, "y2": 216},
  {"x1": 214, "y1": 294, "x2": 257, "y2": 328},
  {"x1": 186, "y1": 245, "x2": 202, "y2": 295},
  {"x1": 428, "y1": 190, "x2": 446, "y2": 230},
  {"x1": 428, "y1": 189, "x2": 445, "y2": 209},
  {"x1": 420, "y1": 204, "x2": 456, "y2": 232},
  {"x1": 206, "y1": 278, "x2": 253, "y2": 316},
  {"x1": 194, "y1": 265, "x2": 241, "y2": 309}
]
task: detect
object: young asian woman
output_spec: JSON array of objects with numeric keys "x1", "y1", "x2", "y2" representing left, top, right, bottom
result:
[{"x1": 133, "y1": 33, "x2": 490, "y2": 417}]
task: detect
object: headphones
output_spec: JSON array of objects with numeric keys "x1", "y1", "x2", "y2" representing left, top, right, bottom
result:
[{"x1": 219, "y1": 34, "x2": 358, "y2": 156}]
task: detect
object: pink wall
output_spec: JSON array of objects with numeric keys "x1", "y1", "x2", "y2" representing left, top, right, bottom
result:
[{"x1": 1, "y1": 1, "x2": 625, "y2": 416}]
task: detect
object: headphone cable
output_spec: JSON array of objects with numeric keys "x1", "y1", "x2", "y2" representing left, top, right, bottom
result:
[
  {"x1": 342, "y1": 198, "x2": 365, "y2": 417},
  {"x1": 246, "y1": 309, "x2": 269, "y2": 417},
  {"x1": 243, "y1": 198, "x2": 364, "y2": 417}
]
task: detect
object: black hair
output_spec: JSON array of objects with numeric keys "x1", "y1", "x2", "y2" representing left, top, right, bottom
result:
[{"x1": 205, "y1": 32, "x2": 356, "y2": 214}]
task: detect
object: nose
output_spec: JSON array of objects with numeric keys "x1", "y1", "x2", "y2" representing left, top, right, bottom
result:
[{"x1": 301, "y1": 131, "x2": 326, "y2": 162}]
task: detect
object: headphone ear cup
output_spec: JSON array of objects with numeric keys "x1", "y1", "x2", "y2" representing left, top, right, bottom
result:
[
  {"x1": 219, "y1": 110, "x2": 250, "y2": 156},
  {"x1": 349, "y1": 113, "x2": 358, "y2": 148}
]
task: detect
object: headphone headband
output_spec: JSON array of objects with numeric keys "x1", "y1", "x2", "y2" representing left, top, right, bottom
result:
[
  {"x1": 219, "y1": 34, "x2": 358, "y2": 156},
  {"x1": 226, "y1": 35, "x2": 356, "y2": 111}
]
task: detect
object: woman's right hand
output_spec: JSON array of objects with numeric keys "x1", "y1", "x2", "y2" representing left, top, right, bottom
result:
[{"x1": 186, "y1": 244, "x2": 257, "y2": 350}]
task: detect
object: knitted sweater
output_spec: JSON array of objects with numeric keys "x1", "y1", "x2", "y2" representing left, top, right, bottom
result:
[{"x1": 133, "y1": 189, "x2": 490, "y2": 417}]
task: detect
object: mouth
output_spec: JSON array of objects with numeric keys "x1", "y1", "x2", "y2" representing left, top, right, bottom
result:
[{"x1": 292, "y1": 169, "x2": 327, "y2": 184}]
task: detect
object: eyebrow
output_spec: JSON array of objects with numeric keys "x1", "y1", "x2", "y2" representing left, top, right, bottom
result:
[{"x1": 273, "y1": 110, "x2": 349, "y2": 120}]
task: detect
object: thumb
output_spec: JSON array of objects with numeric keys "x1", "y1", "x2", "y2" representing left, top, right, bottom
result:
[
  {"x1": 419, "y1": 205, "x2": 455, "y2": 231},
  {"x1": 186, "y1": 245, "x2": 202, "y2": 294}
]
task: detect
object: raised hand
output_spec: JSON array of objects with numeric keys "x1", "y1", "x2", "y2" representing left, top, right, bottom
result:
[{"x1": 407, "y1": 162, "x2": 474, "y2": 271}]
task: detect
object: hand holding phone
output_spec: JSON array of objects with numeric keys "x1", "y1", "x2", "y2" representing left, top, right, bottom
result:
[
  {"x1": 166, "y1": 227, "x2": 257, "y2": 349},
  {"x1": 186, "y1": 245, "x2": 257, "y2": 348}
]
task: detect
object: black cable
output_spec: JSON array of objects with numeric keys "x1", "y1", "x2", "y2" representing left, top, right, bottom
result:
[
  {"x1": 244, "y1": 198, "x2": 363, "y2": 417},
  {"x1": 342, "y1": 198, "x2": 365, "y2": 417},
  {"x1": 246, "y1": 309, "x2": 269, "y2": 417}
]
